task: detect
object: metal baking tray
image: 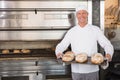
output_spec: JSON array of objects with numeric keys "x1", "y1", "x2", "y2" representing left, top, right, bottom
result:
[{"x1": 57, "y1": 57, "x2": 107, "y2": 65}]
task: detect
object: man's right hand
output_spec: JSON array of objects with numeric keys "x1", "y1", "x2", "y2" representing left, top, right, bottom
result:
[{"x1": 56, "y1": 53, "x2": 63, "y2": 59}]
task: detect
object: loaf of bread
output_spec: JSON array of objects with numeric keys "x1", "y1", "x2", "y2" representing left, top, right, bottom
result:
[
  {"x1": 2, "y1": 49, "x2": 9, "y2": 54},
  {"x1": 62, "y1": 51, "x2": 75, "y2": 62},
  {"x1": 75, "y1": 53, "x2": 88, "y2": 63},
  {"x1": 91, "y1": 53, "x2": 104, "y2": 65},
  {"x1": 13, "y1": 49, "x2": 21, "y2": 53},
  {"x1": 21, "y1": 49, "x2": 31, "y2": 53}
]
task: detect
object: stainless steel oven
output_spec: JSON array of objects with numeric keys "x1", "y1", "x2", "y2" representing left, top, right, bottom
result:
[{"x1": 0, "y1": 0, "x2": 92, "y2": 80}]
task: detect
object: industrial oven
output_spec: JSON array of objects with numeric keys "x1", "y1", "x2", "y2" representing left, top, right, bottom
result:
[{"x1": 0, "y1": 0, "x2": 92, "y2": 80}]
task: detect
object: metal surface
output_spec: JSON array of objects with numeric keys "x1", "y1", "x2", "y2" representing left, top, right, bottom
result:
[
  {"x1": 0, "y1": 0, "x2": 92, "y2": 41},
  {"x1": 0, "y1": 1, "x2": 87, "y2": 8},
  {"x1": 0, "y1": 30, "x2": 67, "y2": 40},
  {"x1": 0, "y1": 59, "x2": 66, "y2": 75},
  {"x1": 0, "y1": 41, "x2": 58, "y2": 49},
  {"x1": 0, "y1": 49, "x2": 71, "y2": 80},
  {"x1": 0, "y1": 74, "x2": 44, "y2": 80},
  {"x1": 0, "y1": 57, "x2": 69, "y2": 80},
  {"x1": 0, "y1": 11, "x2": 74, "y2": 29}
]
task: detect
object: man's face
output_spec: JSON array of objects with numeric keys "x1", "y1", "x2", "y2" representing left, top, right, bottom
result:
[{"x1": 76, "y1": 10, "x2": 88, "y2": 23}]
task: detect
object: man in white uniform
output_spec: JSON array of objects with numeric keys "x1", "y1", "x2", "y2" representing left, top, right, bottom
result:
[{"x1": 55, "y1": 5, "x2": 114, "y2": 80}]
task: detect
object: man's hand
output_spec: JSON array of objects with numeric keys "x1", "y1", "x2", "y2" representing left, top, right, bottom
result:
[
  {"x1": 105, "y1": 53, "x2": 112, "y2": 62},
  {"x1": 56, "y1": 53, "x2": 63, "y2": 59}
]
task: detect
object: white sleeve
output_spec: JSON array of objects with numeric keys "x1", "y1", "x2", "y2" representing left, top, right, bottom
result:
[
  {"x1": 97, "y1": 28, "x2": 114, "y2": 57},
  {"x1": 55, "y1": 31, "x2": 71, "y2": 55}
]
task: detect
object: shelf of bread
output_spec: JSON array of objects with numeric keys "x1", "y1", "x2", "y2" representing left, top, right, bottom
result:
[{"x1": 1, "y1": 49, "x2": 31, "y2": 54}]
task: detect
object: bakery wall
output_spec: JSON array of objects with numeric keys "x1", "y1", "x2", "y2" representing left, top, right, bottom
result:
[{"x1": 104, "y1": 0, "x2": 120, "y2": 50}]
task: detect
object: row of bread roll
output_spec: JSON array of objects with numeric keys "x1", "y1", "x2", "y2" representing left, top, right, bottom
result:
[
  {"x1": 76, "y1": 53, "x2": 104, "y2": 64},
  {"x1": 13, "y1": 49, "x2": 31, "y2": 53},
  {"x1": 2, "y1": 49, "x2": 30, "y2": 54},
  {"x1": 62, "y1": 51, "x2": 87, "y2": 63},
  {"x1": 62, "y1": 51, "x2": 104, "y2": 65}
]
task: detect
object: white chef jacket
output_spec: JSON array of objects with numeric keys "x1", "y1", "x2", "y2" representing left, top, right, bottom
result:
[{"x1": 55, "y1": 24, "x2": 114, "y2": 73}]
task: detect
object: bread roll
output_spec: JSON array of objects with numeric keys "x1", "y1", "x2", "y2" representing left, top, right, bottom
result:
[
  {"x1": 13, "y1": 49, "x2": 21, "y2": 53},
  {"x1": 91, "y1": 53, "x2": 104, "y2": 65},
  {"x1": 21, "y1": 49, "x2": 31, "y2": 53},
  {"x1": 75, "y1": 53, "x2": 88, "y2": 63},
  {"x1": 62, "y1": 51, "x2": 75, "y2": 62},
  {"x1": 2, "y1": 49, "x2": 9, "y2": 54}
]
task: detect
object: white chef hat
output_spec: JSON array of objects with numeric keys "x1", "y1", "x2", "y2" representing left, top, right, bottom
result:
[{"x1": 75, "y1": 5, "x2": 88, "y2": 13}]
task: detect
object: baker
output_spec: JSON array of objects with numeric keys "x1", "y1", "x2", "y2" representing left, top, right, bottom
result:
[{"x1": 55, "y1": 5, "x2": 114, "y2": 80}]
